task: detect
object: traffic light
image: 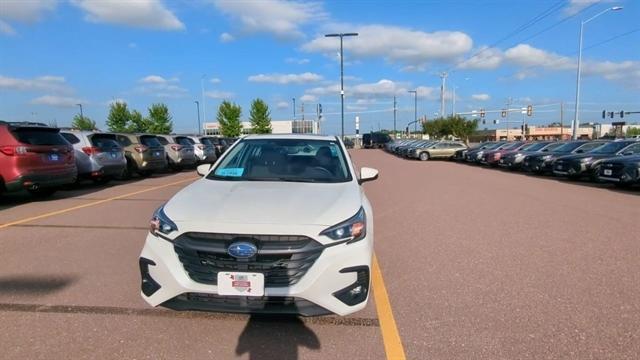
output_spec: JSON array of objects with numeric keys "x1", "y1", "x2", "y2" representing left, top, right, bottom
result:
[
  {"x1": 610, "y1": 112, "x2": 614, "y2": 119},
  {"x1": 501, "y1": 110, "x2": 507, "y2": 118},
  {"x1": 602, "y1": 110, "x2": 606, "y2": 119},
  {"x1": 493, "y1": 119, "x2": 500, "y2": 124},
  {"x1": 526, "y1": 105, "x2": 533, "y2": 116},
  {"x1": 482, "y1": 119, "x2": 486, "y2": 125},
  {"x1": 620, "y1": 111, "x2": 624, "y2": 118},
  {"x1": 480, "y1": 108, "x2": 485, "y2": 118}
]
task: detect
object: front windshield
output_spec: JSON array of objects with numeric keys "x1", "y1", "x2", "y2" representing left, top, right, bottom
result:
[
  {"x1": 207, "y1": 138, "x2": 351, "y2": 183},
  {"x1": 501, "y1": 142, "x2": 523, "y2": 150},
  {"x1": 484, "y1": 142, "x2": 505, "y2": 150},
  {"x1": 552, "y1": 142, "x2": 586, "y2": 153},
  {"x1": 590, "y1": 141, "x2": 632, "y2": 154},
  {"x1": 522, "y1": 142, "x2": 548, "y2": 151}
]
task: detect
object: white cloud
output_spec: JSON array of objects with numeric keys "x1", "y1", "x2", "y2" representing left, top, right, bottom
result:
[
  {"x1": 582, "y1": 60, "x2": 640, "y2": 89},
  {"x1": 205, "y1": 90, "x2": 234, "y2": 99},
  {"x1": 136, "y1": 75, "x2": 187, "y2": 98},
  {"x1": 0, "y1": 74, "x2": 69, "y2": 92},
  {"x1": 0, "y1": 0, "x2": 57, "y2": 22},
  {"x1": 219, "y1": 32, "x2": 235, "y2": 43},
  {"x1": 107, "y1": 98, "x2": 127, "y2": 105},
  {"x1": 471, "y1": 94, "x2": 490, "y2": 101},
  {"x1": 30, "y1": 95, "x2": 84, "y2": 108},
  {"x1": 401, "y1": 65, "x2": 427, "y2": 72},
  {"x1": 71, "y1": 0, "x2": 185, "y2": 31},
  {"x1": 276, "y1": 101, "x2": 289, "y2": 109},
  {"x1": 305, "y1": 79, "x2": 438, "y2": 101},
  {"x1": 285, "y1": 57, "x2": 310, "y2": 65},
  {"x1": 248, "y1": 72, "x2": 323, "y2": 84},
  {"x1": 139, "y1": 75, "x2": 170, "y2": 84},
  {"x1": 209, "y1": 78, "x2": 221, "y2": 84},
  {"x1": 303, "y1": 25, "x2": 473, "y2": 65},
  {"x1": 213, "y1": 0, "x2": 326, "y2": 39},
  {"x1": 563, "y1": 0, "x2": 612, "y2": 15},
  {"x1": 504, "y1": 44, "x2": 574, "y2": 70},
  {"x1": 300, "y1": 94, "x2": 317, "y2": 102},
  {"x1": 0, "y1": 20, "x2": 16, "y2": 36},
  {"x1": 458, "y1": 46, "x2": 503, "y2": 70}
]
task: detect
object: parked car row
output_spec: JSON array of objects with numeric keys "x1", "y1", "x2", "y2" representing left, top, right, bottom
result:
[
  {"x1": 0, "y1": 121, "x2": 235, "y2": 197},
  {"x1": 384, "y1": 138, "x2": 468, "y2": 160},
  {"x1": 451, "y1": 139, "x2": 640, "y2": 188}
]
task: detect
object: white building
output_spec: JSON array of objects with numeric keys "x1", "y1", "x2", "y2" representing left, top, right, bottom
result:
[{"x1": 203, "y1": 120, "x2": 319, "y2": 135}]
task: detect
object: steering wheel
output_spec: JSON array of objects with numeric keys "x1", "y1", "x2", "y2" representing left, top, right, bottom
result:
[{"x1": 311, "y1": 166, "x2": 333, "y2": 177}]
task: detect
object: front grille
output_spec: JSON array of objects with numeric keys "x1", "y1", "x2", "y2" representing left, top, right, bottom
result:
[
  {"x1": 174, "y1": 233, "x2": 324, "y2": 287},
  {"x1": 600, "y1": 163, "x2": 625, "y2": 177}
]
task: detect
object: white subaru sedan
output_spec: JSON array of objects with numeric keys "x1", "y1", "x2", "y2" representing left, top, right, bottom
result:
[{"x1": 139, "y1": 134, "x2": 378, "y2": 316}]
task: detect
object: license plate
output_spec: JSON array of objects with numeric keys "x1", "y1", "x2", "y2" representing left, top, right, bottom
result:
[
  {"x1": 49, "y1": 153, "x2": 59, "y2": 161},
  {"x1": 217, "y1": 272, "x2": 264, "y2": 296},
  {"x1": 110, "y1": 152, "x2": 118, "y2": 159},
  {"x1": 499, "y1": 159, "x2": 504, "y2": 163},
  {"x1": 556, "y1": 165, "x2": 563, "y2": 170},
  {"x1": 154, "y1": 151, "x2": 160, "y2": 157},
  {"x1": 604, "y1": 169, "x2": 612, "y2": 176}
]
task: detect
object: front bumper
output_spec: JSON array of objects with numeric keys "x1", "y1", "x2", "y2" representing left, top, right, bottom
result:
[
  {"x1": 139, "y1": 229, "x2": 373, "y2": 316},
  {"x1": 553, "y1": 161, "x2": 586, "y2": 177},
  {"x1": 599, "y1": 165, "x2": 640, "y2": 184}
]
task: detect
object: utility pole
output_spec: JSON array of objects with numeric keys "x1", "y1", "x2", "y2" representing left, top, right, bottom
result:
[
  {"x1": 408, "y1": 90, "x2": 417, "y2": 134},
  {"x1": 506, "y1": 97, "x2": 512, "y2": 141},
  {"x1": 301, "y1": 103, "x2": 305, "y2": 121},
  {"x1": 452, "y1": 87, "x2": 456, "y2": 116},
  {"x1": 292, "y1": 98, "x2": 296, "y2": 120},
  {"x1": 393, "y1": 96, "x2": 397, "y2": 137},
  {"x1": 325, "y1": 32, "x2": 359, "y2": 140},
  {"x1": 560, "y1": 101, "x2": 564, "y2": 140},
  {"x1": 194, "y1": 101, "x2": 201, "y2": 135},
  {"x1": 201, "y1": 75, "x2": 206, "y2": 127},
  {"x1": 439, "y1": 72, "x2": 448, "y2": 117},
  {"x1": 76, "y1": 103, "x2": 83, "y2": 118}
]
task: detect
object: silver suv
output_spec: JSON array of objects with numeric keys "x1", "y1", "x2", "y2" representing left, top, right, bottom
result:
[
  {"x1": 155, "y1": 135, "x2": 197, "y2": 171},
  {"x1": 59, "y1": 130, "x2": 126, "y2": 183},
  {"x1": 176, "y1": 135, "x2": 217, "y2": 164}
]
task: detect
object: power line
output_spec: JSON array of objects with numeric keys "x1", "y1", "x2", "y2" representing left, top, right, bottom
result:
[{"x1": 452, "y1": 0, "x2": 566, "y2": 71}]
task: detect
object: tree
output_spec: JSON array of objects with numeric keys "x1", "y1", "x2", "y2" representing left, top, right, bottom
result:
[
  {"x1": 71, "y1": 114, "x2": 97, "y2": 131},
  {"x1": 217, "y1": 100, "x2": 243, "y2": 137},
  {"x1": 127, "y1": 110, "x2": 151, "y2": 133},
  {"x1": 627, "y1": 127, "x2": 640, "y2": 137},
  {"x1": 422, "y1": 115, "x2": 478, "y2": 144},
  {"x1": 249, "y1": 98, "x2": 272, "y2": 134},
  {"x1": 147, "y1": 103, "x2": 173, "y2": 134},
  {"x1": 106, "y1": 101, "x2": 130, "y2": 132}
]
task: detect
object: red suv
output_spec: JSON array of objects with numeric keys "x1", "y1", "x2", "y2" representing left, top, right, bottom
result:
[{"x1": 0, "y1": 121, "x2": 77, "y2": 197}]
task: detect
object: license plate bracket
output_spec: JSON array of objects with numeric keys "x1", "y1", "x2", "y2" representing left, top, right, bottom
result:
[{"x1": 217, "y1": 272, "x2": 264, "y2": 297}]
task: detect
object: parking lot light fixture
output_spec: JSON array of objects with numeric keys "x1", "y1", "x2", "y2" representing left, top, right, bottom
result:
[
  {"x1": 572, "y1": 6, "x2": 623, "y2": 140},
  {"x1": 325, "y1": 32, "x2": 359, "y2": 140},
  {"x1": 408, "y1": 90, "x2": 417, "y2": 133}
]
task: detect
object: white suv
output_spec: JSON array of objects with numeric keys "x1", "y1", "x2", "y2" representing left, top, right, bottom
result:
[{"x1": 139, "y1": 134, "x2": 378, "y2": 316}]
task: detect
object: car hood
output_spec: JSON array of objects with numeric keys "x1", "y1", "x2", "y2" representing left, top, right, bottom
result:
[
  {"x1": 556, "y1": 153, "x2": 617, "y2": 162},
  {"x1": 601, "y1": 155, "x2": 640, "y2": 165},
  {"x1": 164, "y1": 179, "x2": 362, "y2": 226}
]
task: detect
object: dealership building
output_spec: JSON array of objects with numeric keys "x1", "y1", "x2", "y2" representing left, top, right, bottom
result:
[{"x1": 203, "y1": 120, "x2": 319, "y2": 135}]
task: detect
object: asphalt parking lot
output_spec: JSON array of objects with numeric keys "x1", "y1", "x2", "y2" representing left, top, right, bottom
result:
[{"x1": 1, "y1": 149, "x2": 639, "y2": 359}]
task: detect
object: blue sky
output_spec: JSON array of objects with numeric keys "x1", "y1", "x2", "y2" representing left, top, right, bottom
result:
[{"x1": 1, "y1": 0, "x2": 638, "y2": 135}]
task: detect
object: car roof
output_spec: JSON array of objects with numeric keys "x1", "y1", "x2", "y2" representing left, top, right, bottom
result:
[{"x1": 242, "y1": 134, "x2": 338, "y2": 141}]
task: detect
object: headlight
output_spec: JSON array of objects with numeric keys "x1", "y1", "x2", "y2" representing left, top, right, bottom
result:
[
  {"x1": 320, "y1": 207, "x2": 366, "y2": 243},
  {"x1": 541, "y1": 155, "x2": 552, "y2": 160},
  {"x1": 515, "y1": 153, "x2": 524, "y2": 158},
  {"x1": 149, "y1": 205, "x2": 178, "y2": 236},
  {"x1": 579, "y1": 157, "x2": 593, "y2": 163}
]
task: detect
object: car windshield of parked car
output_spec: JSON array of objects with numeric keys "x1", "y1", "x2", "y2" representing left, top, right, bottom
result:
[
  {"x1": 522, "y1": 142, "x2": 547, "y2": 151},
  {"x1": 11, "y1": 128, "x2": 68, "y2": 145},
  {"x1": 140, "y1": 136, "x2": 162, "y2": 147},
  {"x1": 552, "y1": 142, "x2": 585, "y2": 153},
  {"x1": 590, "y1": 141, "x2": 633, "y2": 154},
  {"x1": 208, "y1": 138, "x2": 351, "y2": 183}
]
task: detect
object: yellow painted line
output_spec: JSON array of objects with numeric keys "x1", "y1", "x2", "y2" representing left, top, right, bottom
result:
[
  {"x1": 372, "y1": 253, "x2": 406, "y2": 360},
  {"x1": 0, "y1": 177, "x2": 197, "y2": 230}
]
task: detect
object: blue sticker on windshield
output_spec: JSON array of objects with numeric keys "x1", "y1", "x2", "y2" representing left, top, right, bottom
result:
[{"x1": 215, "y1": 167, "x2": 244, "y2": 177}]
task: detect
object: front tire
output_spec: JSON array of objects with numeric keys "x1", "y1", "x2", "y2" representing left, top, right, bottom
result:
[{"x1": 419, "y1": 152, "x2": 430, "y2": 161}]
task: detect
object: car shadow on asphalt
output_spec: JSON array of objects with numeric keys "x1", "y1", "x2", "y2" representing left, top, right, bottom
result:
[
  {"x1": 0, "y1": 274, "x2": 76, "y2": 295},
  {"x1": 0, "y1": 168, "x2": 194, "y2": 211},
  {"x1": 236, "y1": 315, "x2": 321, "y2": 360}
]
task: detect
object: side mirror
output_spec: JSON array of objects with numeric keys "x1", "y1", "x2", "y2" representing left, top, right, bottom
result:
[
  {"x1": 197, "y1": 164, "x2": 212, "y2": 176},
  {"x1": 576, "y1": 149, "x2": 584, "y2": 153},
  {"x1": 358, "y1": 167, "x2": 379, "y2": 184}
]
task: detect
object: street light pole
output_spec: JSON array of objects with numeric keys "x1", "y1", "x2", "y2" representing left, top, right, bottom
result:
[
  {"x1": 439, "y1": 72, "x2": 448, "y2": 117},
  {"x1": 76, "y1": 103, "x2": 83, "y2": 118},
  {"x1": 325, "y1": 32, "x2": 359, "y2": 140},
  {"x1": 292, "y1": 98, "x2": 296, "y2": 120},
  {"x1": 408, "y1": 90, "x2": 417, "y2": 134},
  {"x1": 393, "y1": 96, "x2": 397, "y2": 137},
  {"x1": 194, "y1": 101, "x2": 201, "y2": 135},
  {"x1": 201, "y1": 74, "x2": 206, "y2": 134},
  {"x1": 572, "y1": 6, "x2": 623, "y2": 140}
]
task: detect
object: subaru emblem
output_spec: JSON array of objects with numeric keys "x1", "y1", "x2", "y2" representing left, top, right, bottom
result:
[{"x1": 227, "y1": 242, "x2": 257, "y2": 259}]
